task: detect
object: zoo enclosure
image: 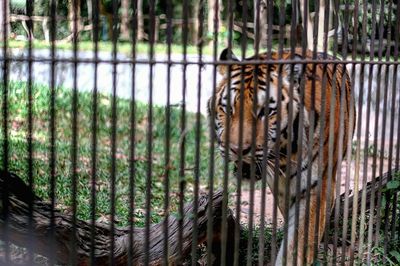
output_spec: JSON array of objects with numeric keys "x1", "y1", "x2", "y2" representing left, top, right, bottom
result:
[{"x1": 0, "y1": 0, "x2": 400, "y2": 265}]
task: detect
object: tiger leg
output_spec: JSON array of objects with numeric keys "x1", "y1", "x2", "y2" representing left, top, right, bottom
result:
[{"x1": 275, "y1": 184, "x2": 330, "y2": 266}]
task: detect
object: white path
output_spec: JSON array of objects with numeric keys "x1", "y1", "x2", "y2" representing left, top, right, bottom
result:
[{"x1": 2, "y1": 48, "x2": 400, "y2": 150}]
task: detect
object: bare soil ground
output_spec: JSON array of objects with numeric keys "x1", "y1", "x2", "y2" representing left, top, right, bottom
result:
[{"x1": 230, "y1": 157, "x2": 391, "y2": 226}]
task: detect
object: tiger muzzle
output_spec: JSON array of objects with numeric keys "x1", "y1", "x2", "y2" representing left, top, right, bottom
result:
[{"x1": 233, "y1": 161, "x2": 263, "y2": 180}]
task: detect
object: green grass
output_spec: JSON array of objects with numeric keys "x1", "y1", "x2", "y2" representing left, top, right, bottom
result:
[
  {"x1": 6, "y1": 39, "x2": 260, "y2": 57},
  {"x1": 7, "y1": 39, "x2": 397, "y2": 61},
  {"x1": 0, "y1": 81, "x2": 226, "y2": 226}
]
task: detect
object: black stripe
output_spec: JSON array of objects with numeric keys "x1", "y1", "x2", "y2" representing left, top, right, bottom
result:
[
  {"x1": 300, "y1": 180, "x2": 318, "y2": 196},
  {"x1": 291, "y1": 112, "x2": 300, "y2": 154},
  {"x1": 244, "y1": 77, "x2": 253, "y2": 84},
  {"x1": 231, "y1": 71, "x2": 242, "y2": 79},
  {"x1": 232, "y1": 79, "x2": 242, "y2": 85},
  {"x1": 257, "y1": 78, "x2": 267, "y2": 86},
  {"x1": 289, "y1": 162, "x2": 309, "y2": 179},
  {"x1": 314, "y1": 112, "x2": 319, "y2": 130},
  {"x1": 290, "y1": 179, "x2": 318, "y2": 205}
]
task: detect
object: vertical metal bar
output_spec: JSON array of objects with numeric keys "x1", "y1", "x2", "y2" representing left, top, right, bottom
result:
[
  {"x1": 341, "y1": 0, "x2": 359, "y2": 263},
  {"x1": 372, "y1": 0, "x2": 392, "y2": 259},
  {"x1": 271, "y1": 0, "x2": 287, "y2": 263},
  {"x1": 207, "y1": 1, "x2": 226, "y2": 265},
  {"x1": 322, "y1": 0, "x2": 345, "y2": 264},
  {"x1": 237, "y1": 1, "x2": 255, "y2": 266},
  {"x1": 312, "y1": 3, "x2": 330, "y2": 262},
  {"x1": 207, "y1": 0, "x2": 226, "y2": 265},
  {"x1": 320, "y1": 1, "x2": 340, "y2": 264},
  {"x1": 257, "y1": 67, "x2": 271, "y2": 265},
  {"x1": 256, "y1": 1, "x2": 276, "y2": 266},
  {"x1": 128, "y1": 0, "x2": 138, "y2": 265},
  {"x1": 191, "y1": 1, "x2": 204, "y2": 265},
  {"x1": 360, "y1": 1, "x2": 383, "y2": 265},
  {"x1": 281, "y1": 0, "x2": 299, "y2": 262},
  {"x1": 220, "y1": 14, "x2": 233, "y2": 266},
  {"x1": 220, "y1": 37, "x2": 230, "y2": 266},
  {"x1": 358, "y1": 0, "x2": 378, "y2": 262},
  {"x1": 70, "y1": 0, "x2": 80, "y2": 263},
  {"x1": 384, "y1": 1, "x2": 397, "y2": 255},
  {"x1": 232, "y1": 62, "x2": 243, "y2": 266},
  {"x1": 258, "y1": 1, "x2": 274, "y2": 263},
  {"x1": 366, "y1": 42, "x2": 384, "y2": 266},
  {"x1": 109, "y1": 0, "x2": 120, "y2": 264},
  {"x1": 252, "y1": 1, "x2": 269, "y2": 264},
  {"x1": 348, "y1": 0, "x2": 370, "y2": 262},
  {"x1": 232, "y1": 2, "x2": 249, "y2": 266},
  {"x1": 49, "y1": 0, "x2": 57, "y2": 265},
  {"x1": 217, "y1": 2, "x2": 233, "y2": 264},
  {"x1": 271, "y1": 70, "x2": 282, "y2": 264},
  {"x1": 178, "y1": 0, "x2": 188, "y2": 263},
  {"x1": 376, "y1": 69, "x2": 390, "y2": 260},
  {"x1": 1, "y1": 0, "x2": 9, "y2": 262},
  {"x1": 144, "y1": 0, "x2": 155, "y2": 264},
  {"x1": 232, "y1": 37, "x2": 244, "y2": 266},
  {"x1": 389, "y1": 0, "x2": 400, "y2": 244},
  {"x1": 109, "y1": 51, "x2": 117, "y2": 263},
  {"x1": 90, "y1": 0, "x2": 100, "y2": 264},
  {"x1": 25, "y1": 0, "x2": 34, "y2": 264},
  {"x1": 331, "y1": 1, "x2": 352, "y2": 263},
  {"x1": 364, "y1": 0, "x2": 387, "y2": 262},
  {"x1": 382, "y1": 0, "x2": 397, "y2": 257},
  {"x1": 162, "y1": 0, "x2": 172, "y2": 264},
  {"x1": 312, "y1": 1, "x2": 341, "y2": 262},
  {"x1": 395, "y1": 2, "x2": 400, "y2": 244},
  {"x1": 302, "y1": 0, "x2": 323, "y2": 262},
  {"x1": 291, "y1": 0, "x2": 309, "y2": 264},
  {"x1": 302, "y1": 23, "x2": 318, "y2": 266},
  {"x1": 301, "y1": 63, "x2": 316, "y2": 264}
]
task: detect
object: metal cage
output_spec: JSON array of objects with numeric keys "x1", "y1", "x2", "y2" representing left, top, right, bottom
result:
[{"x1": 0, "y1": 0, "x2": 399, "y2": 265}]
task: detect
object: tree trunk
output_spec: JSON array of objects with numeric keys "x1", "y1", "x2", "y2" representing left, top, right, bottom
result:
[
  {"x1": 299, "y1": 0, "x2": 313, "y2": 50},
  {"x1": 0, "y1": 0, "x2": 10, "y2": 41},
  {"x1": 317, "y1": 0, "x2": 327, "y2": 51},
  {"x1": 193, "y1": 1, "x2": 200, "y2": 44},
  {"x1": 120, "y1": 0, "x2": 130, "y2": 41},
  {"x1": 207, "y1": 0, "x2": 223, "y2": 45},
  {"x1": 86, "y1": 0, "x2": 93, "y2": 40},
  {"x1": 299, "y1": 0, "x2": 335, "y2": 51},
  {"x1": 254, "y1": 0, "x2": 268, "y2": 49},
  {"x1": 137, "y1": 0, "x2": 145, "y2": 41},
  {"x1": 0, "y1": 171, "x2": 236, "y2": 265},
  {"x1": 68, "y1": 0, "x2": 82, "y2": 42}
]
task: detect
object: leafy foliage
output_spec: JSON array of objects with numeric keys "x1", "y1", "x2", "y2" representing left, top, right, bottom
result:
[{"x1": 343, "y1": 0, "x2": 397, "y2": 41}]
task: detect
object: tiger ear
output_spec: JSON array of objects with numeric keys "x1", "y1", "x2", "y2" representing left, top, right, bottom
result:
[
  {"x1": 218, "y1": 48, "x2": 239, "y2": 75},
  {"x1": 284, "y1": 55, "x2": 303, "y2": 84}
]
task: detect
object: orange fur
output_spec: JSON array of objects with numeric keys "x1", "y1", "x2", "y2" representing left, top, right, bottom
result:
[{"x1": 209, "y1": 49, "x2": 355, "y2": 265}]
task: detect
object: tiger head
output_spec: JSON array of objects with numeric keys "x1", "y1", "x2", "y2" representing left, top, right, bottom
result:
[{"x1": 208, "y1": 48, "x2": 304, "y2": 180}]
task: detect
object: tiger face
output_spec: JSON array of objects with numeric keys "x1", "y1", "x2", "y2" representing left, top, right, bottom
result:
[{"x1": 208, "y1": 49, "x2": 303, "y2": 180}]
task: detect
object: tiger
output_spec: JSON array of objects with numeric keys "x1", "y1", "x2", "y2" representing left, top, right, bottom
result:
[{"x1": 208, "y1": 48, "x2": 355, "y2": 265}]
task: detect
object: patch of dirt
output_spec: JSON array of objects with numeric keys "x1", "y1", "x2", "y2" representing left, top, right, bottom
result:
[{"x1": 231, "y1": 157, "x2": 391, "y2": 226}]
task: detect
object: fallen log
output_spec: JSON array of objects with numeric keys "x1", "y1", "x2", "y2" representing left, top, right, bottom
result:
[
  {"x1": 0, "y1": 171, "x2": 236, "y2": 265},
  {"x1": 332, "y1": 168, "x2": 395, "y2": 226}
]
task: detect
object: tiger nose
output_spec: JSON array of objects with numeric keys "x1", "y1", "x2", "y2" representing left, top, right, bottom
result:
[{"x1": 230, "y1": 144, "x2": 251, "y2": 155}]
